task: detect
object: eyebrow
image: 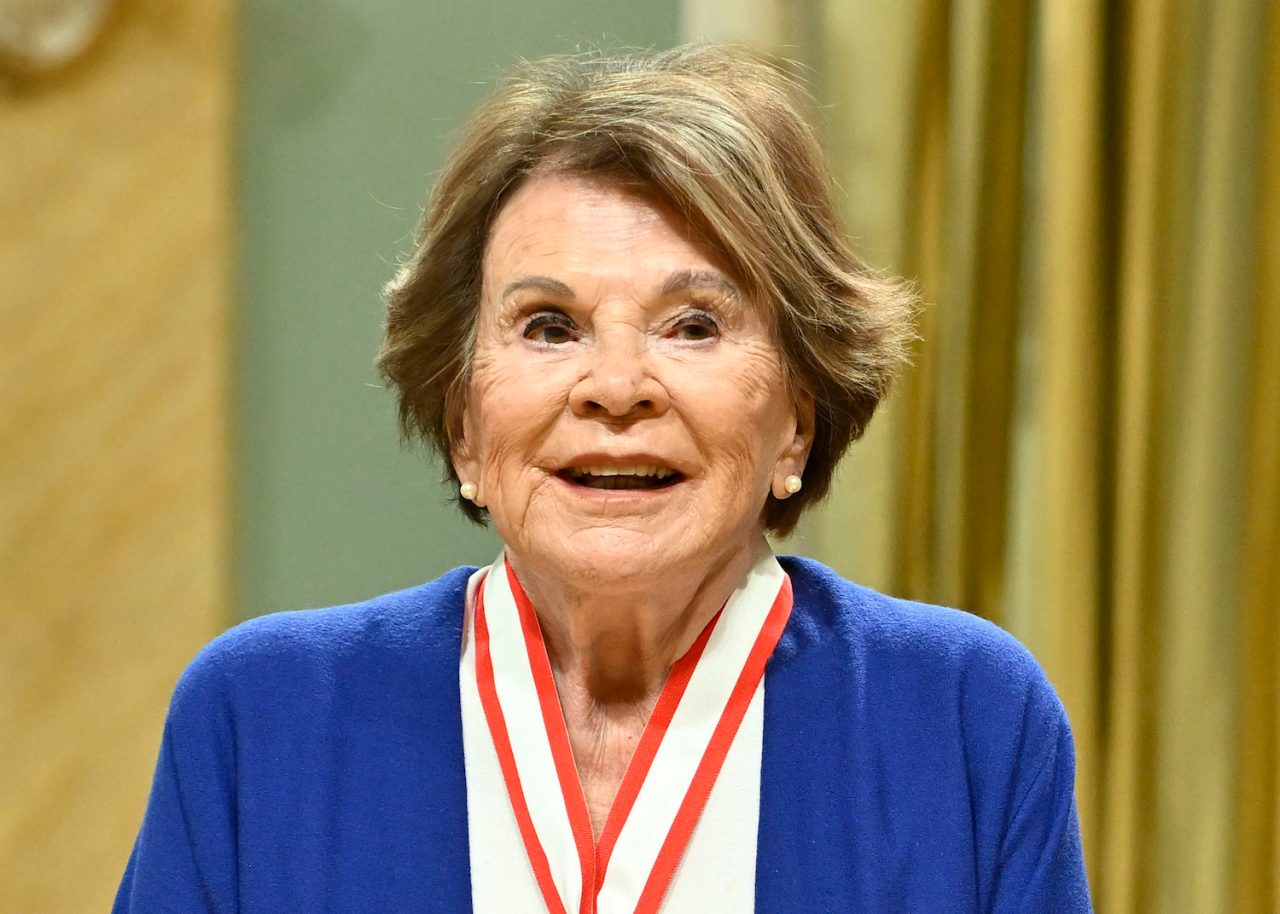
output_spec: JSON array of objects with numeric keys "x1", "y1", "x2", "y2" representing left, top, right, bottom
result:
[
  {"x1": 500, "y1": 276, "x2": 575, "y2": 302},
  {"x1": 659, "y1": 269, "x2": 740, "y2": 300},
  {"x1": 499, "y1": 269, "x2": 741, "y2": 304}
]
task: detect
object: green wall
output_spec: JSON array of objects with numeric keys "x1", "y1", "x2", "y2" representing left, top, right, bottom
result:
[{"x1": 234, "y1": 2, "x2": 681, "y2": 617}]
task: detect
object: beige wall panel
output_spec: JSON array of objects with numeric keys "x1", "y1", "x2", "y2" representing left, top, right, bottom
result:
[{"x1": 0, "y1": 1, "x2": 232, "y2": 910}]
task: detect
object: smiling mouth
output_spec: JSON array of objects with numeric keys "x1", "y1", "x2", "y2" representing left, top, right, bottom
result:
[{"x1": 558, "y1": 465, "x2": 684, "y2": 491}]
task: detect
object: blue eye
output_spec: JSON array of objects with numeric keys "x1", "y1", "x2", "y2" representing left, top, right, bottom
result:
[{"x1": 523, "y1": 312, "x2": 577, "y2": 345}]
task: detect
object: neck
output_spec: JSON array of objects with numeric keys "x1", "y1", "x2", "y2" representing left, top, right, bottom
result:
[
  {"x1": 502, "y1": 535, "x2": 769, "y2": 839},
  {"x1": 508, "y1": 537, "x2": 766, "y2": 709}
]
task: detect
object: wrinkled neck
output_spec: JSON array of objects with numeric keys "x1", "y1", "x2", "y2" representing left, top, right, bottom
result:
[{"x1": 508, "y1": 537, "x2": 765, "y2": 709}]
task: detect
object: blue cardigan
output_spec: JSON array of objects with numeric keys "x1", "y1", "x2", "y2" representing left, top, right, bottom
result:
[{"x1": 115, "y1": 557, "x2": 1092, "y2": 912}]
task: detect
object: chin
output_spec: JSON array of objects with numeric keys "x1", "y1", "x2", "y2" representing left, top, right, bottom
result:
[{"x1": 540, "y1": 527, "x2": 693, "y2": 586}]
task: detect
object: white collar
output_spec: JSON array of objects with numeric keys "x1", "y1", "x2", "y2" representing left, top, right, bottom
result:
[{"x1": 459, "y1": 548, "x2": 791, "y2": 913}]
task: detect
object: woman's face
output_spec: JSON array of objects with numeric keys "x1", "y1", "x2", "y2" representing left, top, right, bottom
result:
[{"x1": 455, "y1": 173, "x2": 812, "y2": 585}]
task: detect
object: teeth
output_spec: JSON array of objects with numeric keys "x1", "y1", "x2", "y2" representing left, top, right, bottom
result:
[{"x1": 568, "y1": 464, "x2": 676, "y2": 479}]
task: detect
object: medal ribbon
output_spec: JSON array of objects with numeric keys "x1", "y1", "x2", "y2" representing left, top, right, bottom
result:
[{"x1": 473, "y1": 550, "x2": 792, "y2": 914}]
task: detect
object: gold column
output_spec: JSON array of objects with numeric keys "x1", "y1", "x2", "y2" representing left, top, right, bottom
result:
[
  {"x1": 1233, "y1": 5, "x2": 1280, "y2": 909},
  {"x1": 0, "y1": 1, "x2": 232, "y2": 910}
]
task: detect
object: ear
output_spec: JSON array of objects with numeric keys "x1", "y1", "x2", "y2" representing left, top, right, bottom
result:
[
  {"x1": 771, "y1": 388, "x2": 815, "y2": 500},
  {"x1": 451, "y1": 402, "x2": 486, "y2": 508}
]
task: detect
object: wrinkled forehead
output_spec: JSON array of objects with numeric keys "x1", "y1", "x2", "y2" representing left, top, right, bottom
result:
[{"x1": 479, "y1": 172, "x2": 746, "y2": 306}]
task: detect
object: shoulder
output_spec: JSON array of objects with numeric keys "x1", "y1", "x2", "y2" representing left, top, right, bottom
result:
[
  {"x1": 780, "y1": 556, "x2": 1049, "y2": 682},
  {"x1": 777, "y1": 555, "x2": 1068, "y2": 753},
  {"x1": 167, "y1": 566, "x2": 478, "y2": 723},
  {"x1": 764, "y1": 558, "x2": 1089, "y2": 909}
]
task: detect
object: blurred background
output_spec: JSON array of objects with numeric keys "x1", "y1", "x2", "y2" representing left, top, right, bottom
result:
[{"x1": 0, "y1": 0, "x2": 1274, "y2": 911}]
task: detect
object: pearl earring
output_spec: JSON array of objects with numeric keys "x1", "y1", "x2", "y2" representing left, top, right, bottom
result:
[
  {"x1": 459, "y1": 481, "x2": 478, "y2": 501},
  {"x1": 783, "y1": 474, "x2": 803, "y2": 495}
]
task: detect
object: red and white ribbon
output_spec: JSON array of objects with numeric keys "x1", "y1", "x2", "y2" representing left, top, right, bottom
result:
[{"x1": 460, "y1": 546, "x2": 792, "y2": 914}]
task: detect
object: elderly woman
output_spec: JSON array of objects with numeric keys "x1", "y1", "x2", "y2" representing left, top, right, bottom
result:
[{"x1": 116, "y1": 46, "x2": 1090, "y2": 913}]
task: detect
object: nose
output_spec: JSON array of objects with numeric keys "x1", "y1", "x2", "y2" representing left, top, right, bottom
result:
[{"x1": 569, "y1": 330, "x2": 670, "y2": 420}]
